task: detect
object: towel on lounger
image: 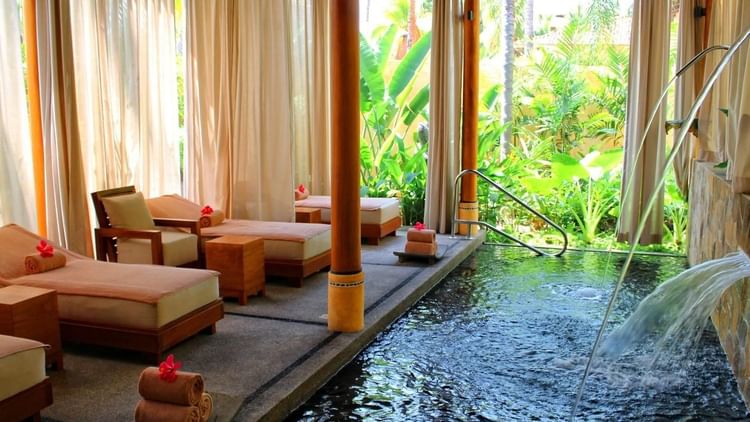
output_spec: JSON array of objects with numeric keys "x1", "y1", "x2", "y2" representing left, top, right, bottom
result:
[
  {"x1": 138, "y1": 367, "x2": 204, "y2": 406},
  {"x1": 199, "y1": 210, "x2": 225, "y2": 228},
  {"x1": 405, "y1": 241, "x2": 437, "y2": 256},
  {"x1": 134, "y1": 400, "x2": 201, "y2": 422},
  {"x1": 406, "y1": 228, "x2": 436, "y2": 244},
  {"x1": 24, "y1": 252, "x2": 66, "y2": 274}
]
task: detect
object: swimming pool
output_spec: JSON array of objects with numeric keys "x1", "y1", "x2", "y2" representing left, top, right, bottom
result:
[{"x1": 290, "y1": 246, "x2": 749, "y2": 420}]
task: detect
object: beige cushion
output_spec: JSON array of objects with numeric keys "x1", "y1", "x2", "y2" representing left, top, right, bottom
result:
[
  {"x1": 101, "y1": 192, "x2": 156, "y2": 230},
  {"x1": 118, "y1": 231, "x2": 198, "y2": 266},
  {"x1": 0, "y1": 335, "x2": 46, "y2": 401}
]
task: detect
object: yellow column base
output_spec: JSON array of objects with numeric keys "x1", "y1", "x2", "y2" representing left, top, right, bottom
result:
[
  {"x1": 328, "y1": 271, "x2": 365, "y2": 332},
  {"x1": 458, "y1": 202, "x2": 479, "y2": 235}
]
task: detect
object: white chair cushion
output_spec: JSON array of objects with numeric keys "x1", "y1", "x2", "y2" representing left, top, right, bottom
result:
[{"x1": 117, "y1": 231, "x2": 198, "y2": 266}]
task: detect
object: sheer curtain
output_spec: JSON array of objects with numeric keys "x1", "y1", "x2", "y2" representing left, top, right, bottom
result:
[
  {"x1": 70, "y1": 0, "x2": 181, "y2": 198},
  {"x1": 186, "y1": 0, "x2": 236, "y2": 212},
  {"x1": 36, "y1": 0, "x2": 93, "y2": 255},
  {"x1": 290, "y1": 0, "x2": 331, "y2": 196},
  {"x1": 425, "y1": 0, "x2": 463, "y2": 233},
  {"x1": 187, "y1": 0, "x2": 297, "y2": 221},
  {"x1": 0, "y1": 1, "x2": 36, "y2": 231},
  {"x1": 618, "y1": 0, "x2": 670, "y2": 245},
  {"x1": 233, "y1": 0, "x2": 295, "y2": 221},
  {"x1": 728, "y1": 4, "x2": 750, "y2": 193}
]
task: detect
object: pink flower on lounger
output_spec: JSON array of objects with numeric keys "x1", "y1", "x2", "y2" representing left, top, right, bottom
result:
[
  {"x1": 297, "y1": 184, "x2": 306, "y2": 193},
  {"x1": 159, "y1": 354, "x2": 182, "y2": 382},
  {"x1": 201, "y1": 205, "x2": 214, "y2": 216},
  {"x1": 414, "y1": 222, "x2": 425, "y2": 231},
  {"x1": 36, "y1": 240, "x2": 54, "y2": 258}
]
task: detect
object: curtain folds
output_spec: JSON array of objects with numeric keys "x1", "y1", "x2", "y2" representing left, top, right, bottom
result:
[
  {"x1": 728, "y1": 3, "x2": 750, "y2": 193},
  {"x1": 186, "y1": 0, "x2": 236, "y2": 213},
  {"x1": 424, "y1": 0, "x2": 463, "y2": 233},
  {"x1": 618, "y1": 0, "x2": 670, "y2": 245},
  {"x1": 673, "y1": 0, "x2": 706, "y2": 195},
  {"x1": 188, "y1": 0, "x2": 303, "y2": 221},
  {"x1": 36, "y1": 0, "x2": 93, "y2": 255},
  {"x1": 70, "y1": 0, "x2": 181, "y2": 198},
  {"x1": 290, "y1": 0, "x2": 331, "y2": 196},
  {"x1": 0, "y1": 1, "x2": 36, "y2": 230}
]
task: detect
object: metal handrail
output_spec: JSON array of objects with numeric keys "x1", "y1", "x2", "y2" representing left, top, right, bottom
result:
[{"x1": 451, "y1": 169, "x2": 569, "y2": 257}]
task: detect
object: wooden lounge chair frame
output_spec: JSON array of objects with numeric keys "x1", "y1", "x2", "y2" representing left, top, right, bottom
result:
[
  {"x1": 362, "y1": 216, "x2": 401, "y2": 245},
  {"x1": 91, "y1": 186, "x2": 202, "y2": 267},
  {"x1": 0, "y1": 378, "x2": 53, "y2": 422},
  {"x1": 60, "y1": 300, "x2": 224, "y2": 363}
]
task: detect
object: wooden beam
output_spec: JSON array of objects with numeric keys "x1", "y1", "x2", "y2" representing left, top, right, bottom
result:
[
  {"x1": 23, "y1": 0, "x2": 47, "y2": 236},
  {"x1": 459, "y1": 0, "x2": 480, "y2": 234},
  {"x1": 328, "y1": 0, "x2": 364, "y2": 333}
]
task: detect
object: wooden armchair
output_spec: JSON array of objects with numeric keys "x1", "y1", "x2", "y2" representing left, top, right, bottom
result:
[{"x1": 91, "y1": 186, "x2": 201, "y2": 267}]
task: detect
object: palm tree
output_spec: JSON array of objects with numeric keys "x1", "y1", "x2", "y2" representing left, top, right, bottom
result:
[
  {"x1": 525, "y1": 0, "x2": 533, "y2": 54},
  {"x1": 501, "y1": 0, "x2": 514, "y2": 156}
]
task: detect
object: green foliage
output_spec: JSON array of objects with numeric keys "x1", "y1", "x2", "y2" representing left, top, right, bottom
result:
[{"x1": 359, "y1": 27, "x2": 432, "y2": 225}]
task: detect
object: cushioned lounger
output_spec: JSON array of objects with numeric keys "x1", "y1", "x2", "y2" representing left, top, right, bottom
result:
[
  {"x1": 147, "y1": 195, "x2": 332, "y2": 286},
  {"x1": 0, "y1": 224, "x2": 223, "y2": 361},
  {"x1": 0, "y1": 335, "x2": 52, "y2": 421},
  {"x1": 294, "y1": 195, "x2": 402, "y2": 244}
]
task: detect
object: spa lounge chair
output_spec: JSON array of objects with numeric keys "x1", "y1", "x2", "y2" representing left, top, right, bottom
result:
[
  {"x1": 91, "y1": 187, "x2": 201, "y2": 267},
  {"x1": 0, "y1": 224, "x2": 223, "y2": 362},
  {"x1": 145, "y1": 193, "x2": 331, "y2": 287},
  {"x1": 0, "y1": 335, "x2": 53, "y2": 421},
  {"x1": 294, "y1": 195, "x2": 402, "y2": 244}
]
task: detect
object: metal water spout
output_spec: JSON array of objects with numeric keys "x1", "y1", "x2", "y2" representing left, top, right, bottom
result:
[{"x1": 573, "y1": 29, "x2": 750, "y2": 420}]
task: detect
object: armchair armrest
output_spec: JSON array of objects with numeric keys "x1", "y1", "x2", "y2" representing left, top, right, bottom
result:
[
  {"x1": 153, "y1": 218, "x2": 201, "y2": 235},
  {"x1": 94, "y1": 227, "x2": 164, "y2": 265}
]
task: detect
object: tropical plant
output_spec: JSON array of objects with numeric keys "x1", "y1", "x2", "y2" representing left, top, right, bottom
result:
[
  {"x1": 521, "y1": 149, "x2": 623, "y2": 244},
  {"x1": 359, "y1": 25, "x2": 432, "y2": 224}
]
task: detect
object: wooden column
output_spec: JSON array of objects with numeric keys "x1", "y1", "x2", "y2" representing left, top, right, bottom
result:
[
  {"x1": 23, "y1": 0, "x2": 47, "y2": 236},
  {"x1": 328, "y1": 0, "x2": 364, "y2": 333},
  {"x1": 459, "y1": 0, "x2": 480, "y2": 235}
]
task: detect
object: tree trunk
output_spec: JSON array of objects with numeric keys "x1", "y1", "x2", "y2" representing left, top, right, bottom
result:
[
  {"x1": 501, "y1": 0, "x2": 514, "y2": 156},
  {"x1": 525, "y1": 0, "x2": 534, "y2": 54}
]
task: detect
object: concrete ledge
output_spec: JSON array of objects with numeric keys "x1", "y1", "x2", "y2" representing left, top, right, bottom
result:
[{"x1": 233, "y1": 232, "x2": 485, "y2": 421}]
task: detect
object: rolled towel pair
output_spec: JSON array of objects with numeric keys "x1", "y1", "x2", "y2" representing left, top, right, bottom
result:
[
  {"x1": 25, "y1": 252, "x2": 66, "y2": 274},
  {"x1": 405, "y1": 228, "x2": 437, "y2": 256},
  {"x1": 199, "y1": 210, "x2": 225, "y2": 228},
  {"x1": 136, "y1": 368, "x2": 210, "y2": 422}
]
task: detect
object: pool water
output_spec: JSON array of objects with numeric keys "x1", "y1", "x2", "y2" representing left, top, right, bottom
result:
[{"x1": 290, "y1": 246, "x2": 750, "y2": 421}]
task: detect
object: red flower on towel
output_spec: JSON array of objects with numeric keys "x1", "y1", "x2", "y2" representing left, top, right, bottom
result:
[
  {"x1": 159, "y1": 354, "x2": 182, "y2": 383},
  {"x1": 36, "y1": 240, "x2": 54, "y2": 258},
  {"x1": 297, "y1": 184, "x2": 306, "y2": 193},
  {"x1": 414, "y1": 222, "x2": 425, "y2": 231},
  {"x1": 201, "y1": 205, "x2": 214, "y2": 216}
]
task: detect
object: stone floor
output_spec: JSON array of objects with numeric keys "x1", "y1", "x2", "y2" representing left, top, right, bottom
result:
[{"x1": 41, "y1": 230, "x2": 484, "y2": 422}]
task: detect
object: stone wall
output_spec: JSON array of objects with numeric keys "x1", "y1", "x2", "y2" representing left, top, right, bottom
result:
[{"x1": 688, "y1": 161, "x2": 750, "y2": 404}]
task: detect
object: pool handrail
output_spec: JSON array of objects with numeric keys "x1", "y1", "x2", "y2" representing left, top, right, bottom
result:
[{"x1": 451, "y1": 168, "x2": 569, "y2": 257}]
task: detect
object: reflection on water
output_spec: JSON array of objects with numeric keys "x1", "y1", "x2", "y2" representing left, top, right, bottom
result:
[{"x1": 290, "y1": 246, "x2": 750, "y2": 421}]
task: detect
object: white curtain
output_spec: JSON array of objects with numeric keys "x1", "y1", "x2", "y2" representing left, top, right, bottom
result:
[
  {"x1": 186, "y1": 0, "x2": 236, "y2": 212},
  {"x1": 290, "y1": 0, "x2": 331, "y2": 196},
  {"x1": 673, "y1": 0, "x2": 706, "y2": 195},
  {"x1": 36, "y1": 0, "x2": 93, "y2": 255},
  {"x1": 425, "y1": 0, "x2": 463, "y2": 233},
  {"x1": 187, "y1": 0, "x2": 297, "y2": 221},
  {"x1": 727, "y1": 3, "x2": 750, "y2": 193},
  {"x1": 70, "y1": 0, "x2": 181, "y2": 198},
  {"x1": 0, "y1": 1, "x2": 36, "y2": 230},
  {"x1": 618, "y1": 0, "x2": 670, "y2": 245}
]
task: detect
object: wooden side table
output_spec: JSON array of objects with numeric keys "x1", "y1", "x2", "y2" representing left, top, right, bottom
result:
[
  {"x1": 205, "y1": 236, "x2": 265, "y2": 305},
  {"x1": 295, "y1": 207, "x2": 322, "y2": 224},
  {"x1": 0, "y1": 285, "x2": 63, "y2": 370}
]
